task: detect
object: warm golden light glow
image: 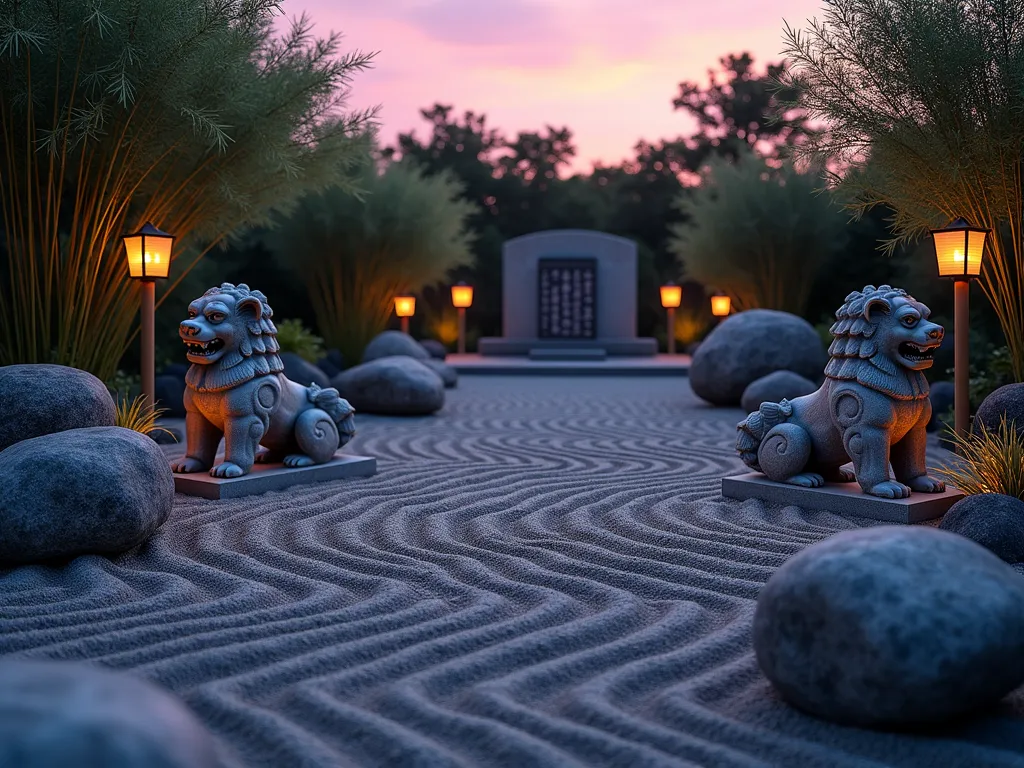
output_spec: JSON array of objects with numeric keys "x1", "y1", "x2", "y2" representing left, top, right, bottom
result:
[
  {"x1": 711, "y1": 295, "x2": 731, "y2": 317},
  {"x1": 451, "y1": 283, "x2": 474, "y2": 308},
  {"x1": 394, "y1": 296, "x2": 416, "y2": 317},
  {"x1": 123, "y1": 222, "x2": 174, "y2": 279},
  {"x1": 931, "y1": 219, "x2": 988, "y2": 278},
  {"x1": 660, "y1": 283, "x2": 682, "y2": 308}
]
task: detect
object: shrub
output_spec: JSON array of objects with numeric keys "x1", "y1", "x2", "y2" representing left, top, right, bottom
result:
[
  {"x1": 274, "y1": 319, "x2": 325, "y2": 364},
  {"x1": 264, "y1": 158, "x2": 476, "y2": 364},
  {"x1": 667, "y1": 152, "x2": 847, "y2": 316},
  {"x1": 934, "y1": 415, "x2": 1024, "y2": 499}
]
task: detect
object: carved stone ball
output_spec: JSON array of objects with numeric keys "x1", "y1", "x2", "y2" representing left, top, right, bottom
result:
[
  {"x1": 740, "y1": 371, "x2": 818, "y2": 414},
  {"x1": 0, "y1": 660, "x2": 220, "y2": 768},
  {"x1": 419, "y1": 339, "x2": 448, "y2": 360},
  {"x1": 753, "y1": 525, "x2": 1024, "y2": 727},
  {"x1": 333, "y1": 356, "x2": 444, "y2": 415},
  {"x1": 423, "y1": 358, "x2": 458, "y2": 388},
  {"x1": 0, "y1": 426, "x2": 174, "y2": 566},
  {"x1": 940, "y1": 493, "x2": 1024, "y2": 564},
  {"x1": 689, "y1": 310, "x2": 826, "y2": 407},
  {"x1": 361, "y1": 330, "x2": 431, "y2": 363},
  {"x1": 279, "y1": 351, "x2": 331, "y2": 389},
  {"x1": 0, "y1": 364, "x2": 116, "y2": 452},
  {"x1": 975, "y1": 383, "x2": 1024, "y2": 439}
]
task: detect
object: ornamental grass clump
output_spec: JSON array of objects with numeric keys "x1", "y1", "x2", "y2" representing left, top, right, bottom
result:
[
  {"x1": 264, "y1": 158, "x2": 475, "y2": 364},
  {"x1": 115, "y1": 395, "x2": 174, "y2": 441},
  {"x1": 934, "y1": 416, "x2": 1024, "y2": 499},
  {"x1": 0, "y1": 0, "x2": 375, "y2": 381},
  {"x1": 779, "y1": 0, "x2": 1024, "y2": 381}
]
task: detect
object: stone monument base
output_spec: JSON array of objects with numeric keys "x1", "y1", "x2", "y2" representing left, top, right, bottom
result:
[
  {"x1": 173, "y1": 453, "x2": 377, "y2": 500},
  {"x1": 722, "y1": 472, "x2": 963, "y2": 523},
  {"x1": 478, "y1": 337, "x2": 657, "y2": 357}
]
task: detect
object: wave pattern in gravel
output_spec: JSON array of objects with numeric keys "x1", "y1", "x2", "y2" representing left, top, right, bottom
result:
[{"x1": 3, "y1": 376, "x2": 1024, "y2": 768}]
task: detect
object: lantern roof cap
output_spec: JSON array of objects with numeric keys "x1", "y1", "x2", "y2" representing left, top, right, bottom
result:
[
  {"x1": 932, "y1": 218, "x2": 990, "y2": 233},
  {"x1": 126, "y1": 221, "x2": 173, "y2": 238}
]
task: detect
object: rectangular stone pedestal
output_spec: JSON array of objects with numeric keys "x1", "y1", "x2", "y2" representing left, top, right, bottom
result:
[
  {"x1": 722, "y1": 472, "x2": 963, "y2": 523},
  {"x1": 174, "y1": 453, "x2": 377, "y2": 500}
]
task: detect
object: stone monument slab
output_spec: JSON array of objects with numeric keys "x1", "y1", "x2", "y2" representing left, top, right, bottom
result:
[
  {"x1": 479, "y1": 229, "x2": 656, "y2": 356},
  {"x1": 174, "y1": 452, "x2": 376, "y2": 500},
  {"x1": 722, "y1": 471, "x2": 963, "y2": 523}
]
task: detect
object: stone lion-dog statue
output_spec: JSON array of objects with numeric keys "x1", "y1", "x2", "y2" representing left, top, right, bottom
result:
[
  {"x1": 171, "y1": 283, "x2": 356, "y2": 478},
  {"x1": 736, "y1": 285, "x2": 947, "y2": 499}
]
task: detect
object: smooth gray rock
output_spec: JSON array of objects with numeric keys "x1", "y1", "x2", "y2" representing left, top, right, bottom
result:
[
  {"x1": 419, "y1": 339, "x2": 448, "y2": 360},
  {"x1": 940, "y1": 493, "x2": 1024, "y2": 564},
  {"x1": 753, "y1": 525, "x2": 1024, "y2": 727},
  {"x1": 0, "y1": 660, "x2": 219, "y2": 768},
  {"x1": 361, "y1": 330, "x2": 430, "y2": 363},
  {"x1": 0, "y1": 364, "x2": 116, "y2": 452},
  {"x1": 975, "y1": 383, "x2": 1024, "y2": 438},
  {"x1": 0, "y1": 427, "x2": 174, "y2": 566},
  {"x1": 280, "y1": 351, "x2": 331, "y2": 389},
  {"x1": 424, "y1": 358, "x2": 458, "y2": 388},
  {"x1": 740, "y1": 370, "x2": 817, "y2": 414},
  {"x1": 316, "y1": 348, "x2": 345, "y2": 378},
  {"x1": 154, "y1": 374, "x2": 185, "y2": 418},
  {"x1": 928, "y1": 380, "x2": 955, "y2": 432},
  {"x1": 690, "y1": 310, "x2": 826, "y2": 406},
  {"x1": 333, "y1": 356, "x2": 444, "y2": 415}
]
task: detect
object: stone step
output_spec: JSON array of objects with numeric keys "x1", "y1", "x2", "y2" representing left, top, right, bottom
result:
[{"x1": 528, "y1": 348, "x2": 608, "y2": 361}]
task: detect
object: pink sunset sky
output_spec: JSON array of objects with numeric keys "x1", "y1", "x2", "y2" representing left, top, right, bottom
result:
[{"x1": 281, "y1": 0, "x2": 826, "y2": 174}]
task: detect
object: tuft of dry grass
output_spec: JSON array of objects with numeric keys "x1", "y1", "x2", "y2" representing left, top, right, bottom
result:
[
  {"x1": 932, "y1": 415, "x2": 1024, "y2": 499},
  {"x1": 115, "y1": 395, "x2": 175, "y2": 442}
]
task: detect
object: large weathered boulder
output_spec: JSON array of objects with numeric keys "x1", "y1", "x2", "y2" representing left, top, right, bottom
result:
[
  {"x1": 740, "y1": 371, "x2": 818, "y2": 414},
  {"x1": 419, "y1": 339, "x2": 448, "y2": 360},
  {"x1": 753, "y1": 525, "x2": 1024, "y2": 727},
  {"x1": 940, "y1": 493, "x2": 1024, "y2": 564},
  {"x1": 154, "y1": 374, "x2": 186, "y2": 419},
  {"x1": 0, "y1": 660, "x2": 219, "y2": 768},
  {"x1": 423, "y1": 358, "x2": 458, "y2": 389},
  {"x1": 0, "y1": 427, "x2": 174, "y2": 566},
  {"x1": 361, "y1": 330, "x2": 430, "y2": 363},
  {"x1": 280, "y1": 351, "x2": 331, "y2": 389},
  {"x1": 689, "y1": 310, "x2": 826, "y2": 406},
  {"x1": 0, "y1": 364, "x2": 116, "y2": 452},
  {"x1": 928, "y1": 380, "x2": 955, "y2": 432},
  {"x1": 975, "y1": 383, "x2": 1024, "y2": 438},
  {"x1": 333, "y1": 356, "x2": 444, "y2": 415}
]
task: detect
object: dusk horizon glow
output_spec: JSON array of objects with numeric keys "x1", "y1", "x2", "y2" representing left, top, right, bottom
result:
[{"x1": 282, "y1": 0, "x2": 826, "y2": 174}]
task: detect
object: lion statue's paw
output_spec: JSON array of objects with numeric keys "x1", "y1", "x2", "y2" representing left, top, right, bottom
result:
[
  {"x1": 868, "y1": 480, "x2": 912, "y2": 499},
  {"x1": 786, "y1": 473, "x2": 825, "y2": 488},
  {"x1": 210, "y1": 461, "x2": 246, "y2": 478},
  {"x1": 171, "y1": 457, "x2": 208, "y2": 474},
  {"x1": 907, "y1": 475, "x2": 946, "y2": 493},
  {"x1": 283, "y1": 454, "x2": 316, "y2": 468}
]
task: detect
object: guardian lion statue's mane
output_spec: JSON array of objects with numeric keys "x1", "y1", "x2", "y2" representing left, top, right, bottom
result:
[
  {"x1": 184, "y1": 283, "x2": 285, "y2": 393},
  {"x1": 823, "y1": 284, "x2": 930, "y2": 401}
]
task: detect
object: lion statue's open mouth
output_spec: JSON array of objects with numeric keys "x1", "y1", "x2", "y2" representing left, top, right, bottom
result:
[
  {"x1": 170, "y1": 282, "x2": 356, "y2": 479},
  {"x1": 736, "y1": 284, "x2": 947, "y2": 499},
  {"x1": 183, "y1": 338, "x2": 225, "y2": 358}
]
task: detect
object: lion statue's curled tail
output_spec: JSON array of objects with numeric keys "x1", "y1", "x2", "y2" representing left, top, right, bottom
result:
[{"x1": 736, "y1": 399, "x2": 794, "y2": 472}]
